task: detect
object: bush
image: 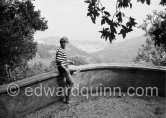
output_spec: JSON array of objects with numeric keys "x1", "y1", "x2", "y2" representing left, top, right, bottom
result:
[
  {"x1": 0, "y1": 0, "x2": 47, "y2": 84},
  {"x1": 134, "y1": 38, "x2": 166, "y2": 66},
  {"x1": 47, "y1": 60, "x2": 58, "y2": 72},
  {"x1": 134, "y1": 10, "x2": 166, "y2": 66},
  {"x1": 1, "y1": 62, "x2": 48, "y2": 84}
]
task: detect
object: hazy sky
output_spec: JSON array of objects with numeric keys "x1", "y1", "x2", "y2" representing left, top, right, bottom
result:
[{"x1": 33, "y1": 0, "x2": 165, "y2": 42}]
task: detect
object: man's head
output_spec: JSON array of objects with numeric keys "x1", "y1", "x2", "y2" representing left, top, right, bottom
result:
[{"x1": 60, "y1": 36, "x2": 69, "y2": 49}]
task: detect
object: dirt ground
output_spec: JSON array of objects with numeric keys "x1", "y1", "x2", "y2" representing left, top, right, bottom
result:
[{"x1": 24, "y1": 93, "x2": 166, "y2": 118}]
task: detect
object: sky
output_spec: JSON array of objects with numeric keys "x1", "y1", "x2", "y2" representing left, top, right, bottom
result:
[{"x1": 33, "y1": 0, "x2": 165, "y2": 43}]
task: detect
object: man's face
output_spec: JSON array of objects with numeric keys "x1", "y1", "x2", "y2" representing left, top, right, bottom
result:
[{"x1": 61, "y1": 42, "x2": 67, "y2": 49}]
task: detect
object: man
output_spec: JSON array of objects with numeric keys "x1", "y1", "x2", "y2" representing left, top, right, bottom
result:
[{"x1": 56, "y1": 36, "x2": 74, "y2": 104}]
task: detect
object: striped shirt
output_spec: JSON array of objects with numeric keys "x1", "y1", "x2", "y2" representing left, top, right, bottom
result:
[{"x1": 56, "y1": 46, "x2": 67, "y2": 66}]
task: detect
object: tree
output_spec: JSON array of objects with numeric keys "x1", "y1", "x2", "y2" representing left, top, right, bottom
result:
[
  {"x1": 134, "y1": 38, "x2": 166, "y2": 66},
  {"x1": 139, "y1": 10, "x2": 166, "y2": 47},
  {"x1": 84, "y1": 0, "x2": 166, "y2": 46},
  {"x1": 134, "y1": 10, "x2": 166, "y2": 66},
  {"x1": 0, "y1": 0, "x2": 48, "y2": 84}
]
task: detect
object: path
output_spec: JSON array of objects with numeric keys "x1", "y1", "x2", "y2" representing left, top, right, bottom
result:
[{"x1": 24, "y1": 92, "x2": 166, "y2": 118}]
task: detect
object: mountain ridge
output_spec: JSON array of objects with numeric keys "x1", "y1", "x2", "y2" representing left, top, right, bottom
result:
[
  {"x1": 29, "y1": 37, "x2": 100, "y2": 66},
  {"x1": 92, "y1": 35, "x2": 147, "y2": 63}
]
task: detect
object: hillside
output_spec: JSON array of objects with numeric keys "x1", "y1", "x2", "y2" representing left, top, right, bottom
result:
[
  {"x1": 29, "y1": 37, "x2": 100, "y2": 66},
  {"x1": 71, "y1": 40, "x2": 109, "y2": 53},
  {"x1": 36, "y1": 36, "x2": 109, "y2": 53},
  {"x1": 92, "y1": 36, "x2": 147, "y2": 63}
]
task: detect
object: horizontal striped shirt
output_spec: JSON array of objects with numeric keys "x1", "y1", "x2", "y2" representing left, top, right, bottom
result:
[{"x1": 56, "y1": 46, "x2": 67, "y2": 66}]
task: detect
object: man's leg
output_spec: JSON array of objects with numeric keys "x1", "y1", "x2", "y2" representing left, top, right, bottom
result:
[
  {"x1": 63, "y1": 72, "x2": 74, "y2": 103},
  {"x1": 57, "y1": 74, "x2": 66, "y2": 101}
]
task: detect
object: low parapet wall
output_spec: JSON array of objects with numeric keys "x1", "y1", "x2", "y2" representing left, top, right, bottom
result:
[
  {"x1": 0, "y1": 64, "x2": 165, "y2": 118},
  {"x1": 71, "y1": 64, "x2": 166, "y2": 97}
]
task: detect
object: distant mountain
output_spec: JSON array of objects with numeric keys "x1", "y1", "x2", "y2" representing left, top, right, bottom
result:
[
  {"x1": 70, "y1": 40, "x2": 109, "y2": 53},
  {"x1": 92, "y1": 36, "x2": 147, "y2": 63},
  {"x1": 35, "y1": 36, "x2": 60, "y2": 46},
  {"x1": 37, "y1": 36, "x2": 109, "y2": 53},
  {"x1": 29, "y1": 37, "x2": 100, "y2": 66}
]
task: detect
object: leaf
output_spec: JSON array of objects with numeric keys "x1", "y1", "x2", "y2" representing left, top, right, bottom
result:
[
  {"x1": 104, "y1": 17, "x2": 112, "y2": 25},
  {"x1": 118, "y1": 2, "x2": 123, "y2": 8},
  {"x1": 137, "y1": 0, "x2": 145, "y2": 4},
  {"x1": 146, "y1": 0, "x2": 150, "y2": 5},
  {"x1": 129, "y1": 17, "x2": 137, "y2": 26},
  {"x1": 122, "y1": 25, "x2": 127, "y2": 30},
  {"x1": 84, "y1": 0, "x2": 91, "y2": 3},
  {"x1": 108, "y1": 32, "x2": 116, "y2": 43},
  {"x1": 116, "y1": 12, "x2": 122, "y2": 23},
  {"x1": 104, "y1": 11, "x2": 111, "y2": 16},
  {"x1": 111, "y1": 26, "x2": 117, "y2": 34},
  {"x1": 160, "y1": 0, "x2": 166, "y2": 6},
  {"x1": 94, "y1": 11, "x2": 100, "y2": 16},
  {"x1": 91, "y1": 16, "x2": 96, "y2": 24},
  {"x1": 92, "y1": 0, "x2": 97, "y2": 3},
  {"x1": 101, "y1": 19, "x2": 105, "y2": 25},
  {"x1": 130, "y1": 3, "x2": 132, "y2": 8},
  {"x1": 101, "y1": 7, "x2": 105, "y2": 11},
  {"x1": 105, "y1": 28, "x2": 109, "y2": 31},
  {"x1": 122, "y1": 32, "x2": 126, "y2": 38},
  {"x1": 113, "y1": 22, "x2": 118, "y2": 27},
  {"x1": 123, "y1": 0, "x2": 130, "y2": 8},
  {"x1": 87, "y1": 13, "x2": 91, "y2": 16},
  {"x1": 97, "y1": 7, "x2": 100, "y2": 11},
  {"x1": 119, "y1": 29, "x2": 127, "y2": 38}
]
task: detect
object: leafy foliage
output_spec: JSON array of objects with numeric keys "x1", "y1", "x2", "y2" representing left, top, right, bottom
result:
[
  {"x1": 2, "y1": 62, "x2": 48, "y2": 84},
  {"x1": 48, "y1": 60, "x2": 58, "y2": 71},
  {"x1": 0, "y1": 0, "x2": 48, "y2": 84},
  {"x1": 160, "y1": 0, "x2": 166, "y2": 5},
  {"x1": 84, "y1": 0, "x2": 165, "y2": 45},
  {"x1": 134, "y1": 38, "x2": 166, "y2": 66},
  {"x1": 139, "y1": 10, "x2": 166, "y2": 47},
  {"x1": 134, "y1": 10, "x2": 166, "y2": 66}
]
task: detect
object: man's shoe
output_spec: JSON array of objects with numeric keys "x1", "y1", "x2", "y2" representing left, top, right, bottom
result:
[
  {"x1": 65, "y1": 96, "x2": 72, "y2": 104},
  {"x1": 65, "y1": 100, "x2": 72, "y2": 104},
  {"x1": 65, "y1": 100, "x2": 70, "y2": 104}
]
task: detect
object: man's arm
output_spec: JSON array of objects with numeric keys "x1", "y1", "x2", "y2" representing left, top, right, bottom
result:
[
  {"x1": 56, "y1": 54, "x2": 70, "y2": 74},
  {"x1": 56, "y1": 50, "x2": 64, "y2": 67}
]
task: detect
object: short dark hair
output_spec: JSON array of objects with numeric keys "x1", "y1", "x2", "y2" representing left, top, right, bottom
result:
[{"x1": 60, "y1": 36, "x2": 69, "y2": 43}]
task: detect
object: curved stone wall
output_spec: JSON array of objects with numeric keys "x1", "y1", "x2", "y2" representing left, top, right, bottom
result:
[
  {"x1": 0, "y1": 64, "x2": 165, "y2": 118},
  {"x1": 0, "y1": 72, "x2": 59, "y2": 118},
  {"x1": 70, "y1": 64, "x2": 166, "y2": 97}
]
